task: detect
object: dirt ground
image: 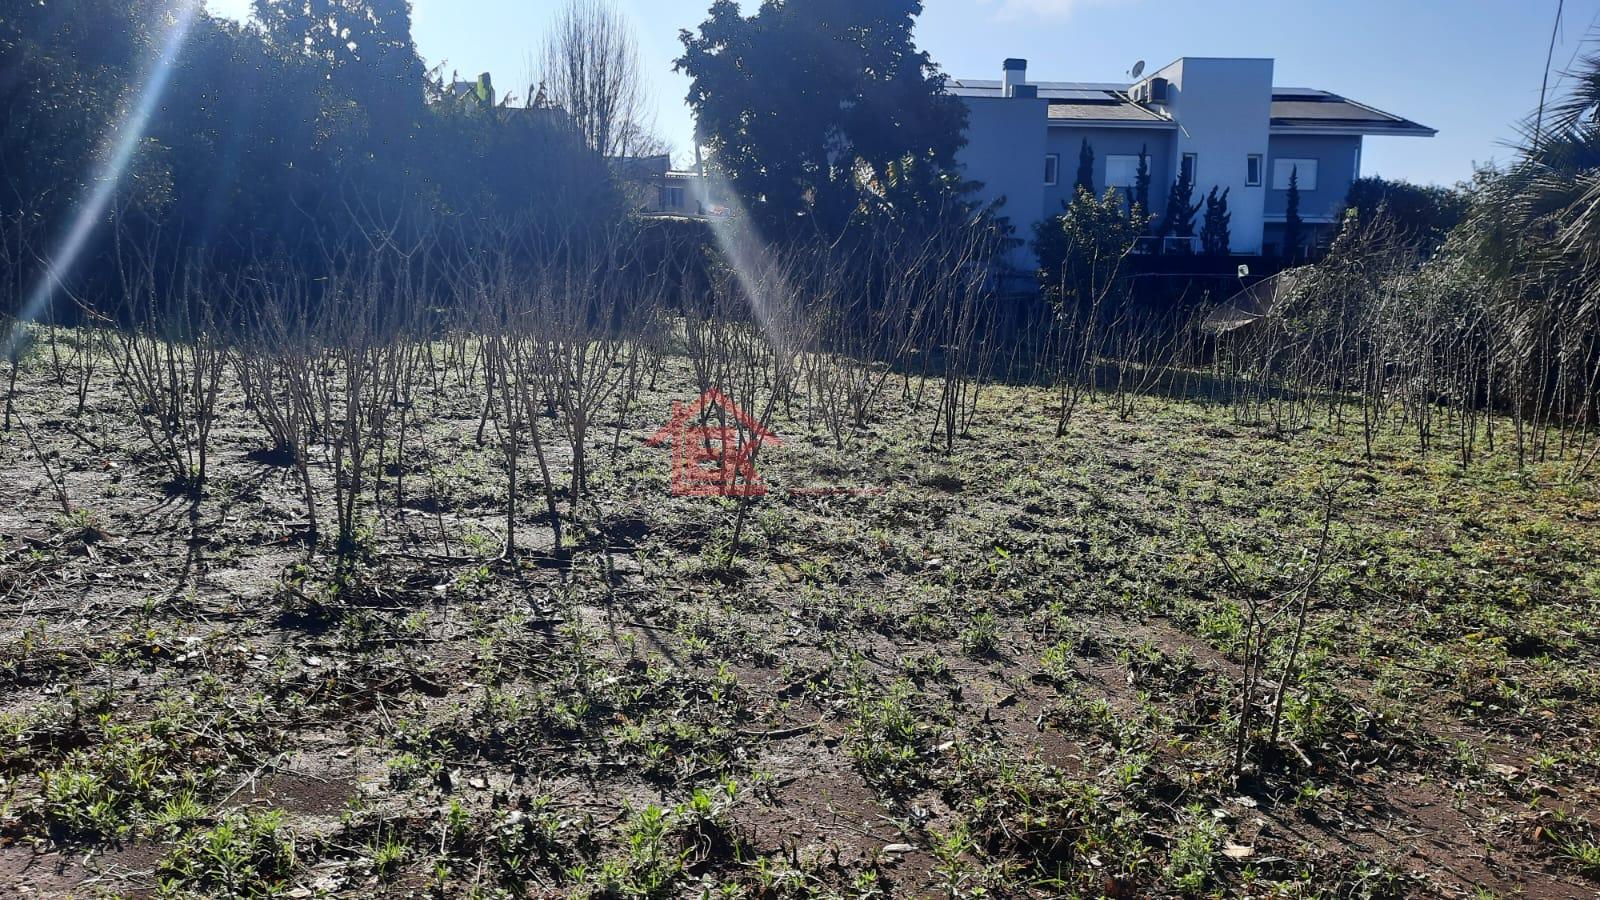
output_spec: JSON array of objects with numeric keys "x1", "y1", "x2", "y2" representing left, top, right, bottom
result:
[{"x1": 2, "y1": 330, "x2": 1598, "y2": 898}]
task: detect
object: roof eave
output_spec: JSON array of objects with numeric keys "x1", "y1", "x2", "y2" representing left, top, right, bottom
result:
[
  {"x1": 1047, "y1": 119, "x2": 1177, "y2": 130},
  {"x1": 1264, "y1": 213, "x2": 1343, "y2": 224},
  {"x1": 1270, "y1": 123, "x2": 1437, "y2": 138}
]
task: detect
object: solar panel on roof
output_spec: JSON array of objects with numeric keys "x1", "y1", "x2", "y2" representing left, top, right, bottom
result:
[
  {"x1": 1271, "y1": 100, "x2": 1396, "y2": 122},
  {"x1": 1041, "y1": 89, "x2": 1120, "y2": 101},
  {"x1": 1043, "y1": 82, "x2": 1131, "y2": 90}
]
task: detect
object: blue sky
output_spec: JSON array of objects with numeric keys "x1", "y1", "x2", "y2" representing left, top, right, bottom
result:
[{"x1": 207, "y1": 0, "x2": 1600, "y2": 186}]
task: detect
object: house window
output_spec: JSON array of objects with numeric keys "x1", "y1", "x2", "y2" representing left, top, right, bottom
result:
[
  {"x1": 1181, "y1": 153, "x2": 1198, "y2": 184},
  {"x1": 1246, "y1": 154, "x2": 1263, "y2": 187},
  {"x1": 1272, "y1": 158, "x2": 1318, "y2": 191},
  {"x1": 1044, "y1": 154, "x2": 1060, "y2": 186},
  {"x1": 665, "y1": 186, "x2": 685, "y2": 208},
  {"x1": 1106, "y1": 155, "x2": 1142, "y2": 188}
]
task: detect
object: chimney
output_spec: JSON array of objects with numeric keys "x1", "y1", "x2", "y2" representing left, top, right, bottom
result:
[{"x1": 1002, "y1": 58, "x2": 1028, "y2": 97}]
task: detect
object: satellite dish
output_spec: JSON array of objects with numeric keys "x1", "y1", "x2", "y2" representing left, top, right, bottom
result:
[
  {"x1": 1202, "y1": 268, "x2": 1308, "y2": 336},
  {"x1": 1130, "y1": 60, "x2": 1146, "y2": 80}
]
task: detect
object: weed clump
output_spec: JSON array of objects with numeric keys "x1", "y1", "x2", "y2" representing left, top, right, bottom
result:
[{"x1": 156, "y1": 809, "x2": 296, "y2": 898}]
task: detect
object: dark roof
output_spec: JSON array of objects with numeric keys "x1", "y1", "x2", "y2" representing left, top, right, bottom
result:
[
  {"x1": 1047, "y1": 100, "x2": 1171, "y2": 124},
  {"x1": 1270, "y1": 89, "x2": 1435, "y2": 135},
  {"x1": 952, "y1": 78, "x2": 1173, "y2": 126},
  {"x1": 951, "y1": 74, "x2": 1433, "y2": 136}
]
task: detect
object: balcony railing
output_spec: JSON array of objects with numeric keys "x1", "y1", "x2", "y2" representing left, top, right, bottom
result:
[{"x1": 1132, "y1": 235, "x2": 1198, "y2": 255}]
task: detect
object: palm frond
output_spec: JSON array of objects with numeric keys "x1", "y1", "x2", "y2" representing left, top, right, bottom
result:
[{"x1": 1547, "y1": 48, "x2": 1600, "y2": 137}]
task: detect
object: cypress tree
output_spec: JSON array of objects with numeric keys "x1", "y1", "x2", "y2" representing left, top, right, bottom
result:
[
  {"x1": 1201, "y1": 186, "x2": 1231, "y2": 256},
  {"x1": 1075, "y1": 138, "x2": 1095, "y2": 195},
  {"x1": 1132, "y1": 144, "x2": 1151, "y2": 230},
  {"x1": 1158, "y1": 164, "x2": 1201, "y2": 251},
  {"x1": 1284, "y1": 166, "x2": 1304, "y2": 260}
]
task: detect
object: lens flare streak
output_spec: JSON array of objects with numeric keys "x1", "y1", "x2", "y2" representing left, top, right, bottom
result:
[
  {"x1": 699, "y1": 170, "x2": 795, "y2": 357},
  {"x1": 4, "y1": 1, "x2": 203, "y2": 358}
]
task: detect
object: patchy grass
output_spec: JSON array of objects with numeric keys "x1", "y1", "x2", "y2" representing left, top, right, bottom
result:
[{"x1": 1, "y1": 330, "x2": 1598, "y2": 897}]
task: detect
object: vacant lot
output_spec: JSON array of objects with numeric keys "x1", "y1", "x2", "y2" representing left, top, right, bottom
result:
[{"x1": 2, "y1": 329, "x2": 1598, "y2": 898}]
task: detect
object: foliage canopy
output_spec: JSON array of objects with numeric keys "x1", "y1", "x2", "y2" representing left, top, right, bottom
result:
[{"x1": 675, "y1": 0, "x2": 969, "y2": 240}]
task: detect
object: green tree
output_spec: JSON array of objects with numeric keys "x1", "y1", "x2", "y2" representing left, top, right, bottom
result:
[
  {"x1": 1344, "y1": 176, "x2": 1467, "y2": 253},
  {"x1": 1283, "y1": 166, "x2": 1304, "y2": 260},
  {"x1": 1131, "y1": 144, "x2": 1152, "y2": 230},
  {"x1": 1158, "y1": 164, "x2": 1201, "y2": 251},
  {"x1": 0, "y1": 0, "x2": 625, "y2": 321},
  {"x1": 1075, "y1": 139, "x2": 1095, "y2": 195},
  {"x1": 1200, "y1": 186, "x2": 1231, "y2": 256},
  {"x1": 1442, "y1": 51, "x2": 1600, "y2": 448},
  {"x1": 675, "y1": 0, "x2": 969, "y2": 239},
  {"x1": 253, "y1": 0, "x2": 426, "y2": 134},
  {"x1": 1033, "y1": 187, "x2": 1141, "y2": 313},
  {"x1": 0, "y1": 0, "x2": 174, "y2": 228}
]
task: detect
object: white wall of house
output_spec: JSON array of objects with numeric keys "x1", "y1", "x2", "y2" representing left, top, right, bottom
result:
[
  {"x1": 1263, "y1": 133, "x2": 1363, "y2": 222},
  {"x1": 1042, "y1": 126, "x2": 1174, "y2": 217},
  {"x1": 637, "y1": 171, "x2": 719, "y2": 218},
  {"x1": 954, "y1": 56, "x2": 1429, "y2": 266},
  {"x1": 1259, "y1": 133, "x2": 1362, "y2": 254},
  {"x1": 958, "y1": 95, "x2": 1050, "y2": 270},
  {"x1": 665, "y1": 172, "x2": 715, "y2": 215},
  {"x1": 1148, "y1": 58, "x2": 1274, "y2": 253}
]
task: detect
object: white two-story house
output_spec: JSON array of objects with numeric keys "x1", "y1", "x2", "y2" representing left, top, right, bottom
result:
[{"x1": 951, "y1": 57, "x2": 1435, "y2": 265}]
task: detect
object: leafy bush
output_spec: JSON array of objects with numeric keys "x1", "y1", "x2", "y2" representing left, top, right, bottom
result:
[{"x1": 1033, "y1": 188, "x2": 1143, "y2": 314}]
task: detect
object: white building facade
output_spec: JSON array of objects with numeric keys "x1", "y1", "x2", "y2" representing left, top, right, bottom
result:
[{"x1": 952, "y1": 57, "x2": 1435, "y2": 265}]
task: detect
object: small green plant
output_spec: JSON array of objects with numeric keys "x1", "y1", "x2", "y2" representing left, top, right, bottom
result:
[
  {"x1": 153, "y1": 791, "x2": 207, "y2": 835},
  {"x1": 847, "y1": 680, "x2": 925, "y2": 791},
  {"x1": 56, "y1": 506, "x2": 106, "y2": 542},
  {"x1": 443, "y1": 798, "x2": 472, "y2": 851},
  {"x1": 677, "y1": 779, "x2": 741, "y2": 863},
  {"x1": 157, "y1": 809, "x2": 295, "y2": 898},
  {"x1": 386, "y1": 751, "x2": 439, "y2": 790},
  {"x1": 1040, "y1": 641, "x2": 1076, "y2": 684},
  {"x1": 460, "y1": 525, "x2": 497, "y2": 557},
  {"x1": 960, "y1": 611, "x2": 1002, "y2": 657},
  {"x1": 490, "y1": 795, "x2": 586, "y2": 882},
  {"x1": 369, "y1": 828, "x2": 407, "y2": 878},
  {"x1": 431, "y1": 857, "x2": 451, "y2": 893},
  {"x1": 931, "y1": 820, "x2": 988, "y2": 898},
  {"x1": 902, "y1": 651, "x2": 953, "y2": 686},
  {"x1": 1164, "y1": 804, "x2": 1222, "y2": 895},
  {"x1": 1556, "y1": 835, "x2": 1600, "y2": 876},
  {"x1": 594, "y1": 803, "x2": 687, "y2": 898},
  {"x1": 39, "y1": 705, "x2": 217, "y2": 840},
  {"x1": 41, "y1": 763, "x2": 124, "y2": 837},
  {"x1": 750, "y1": 855, "x2": 805, "y2": 895}
]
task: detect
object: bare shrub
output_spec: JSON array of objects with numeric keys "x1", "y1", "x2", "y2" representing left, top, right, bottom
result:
[
  {"x1": 109, "y1": 236, "x2": 226, "y2": 498},
  {"x1": 532, "y1": 229, "x2": 643, "y2": 507},
  {"x1": 231, "y1": 265, "x2": 323, "y2": 538},
  {"x1": 1199, "y1": 482, "x2": 1342, "y2": 780},
  {"x1": 926, "y1": 219, "x2": 1004, "y2": 453}
]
